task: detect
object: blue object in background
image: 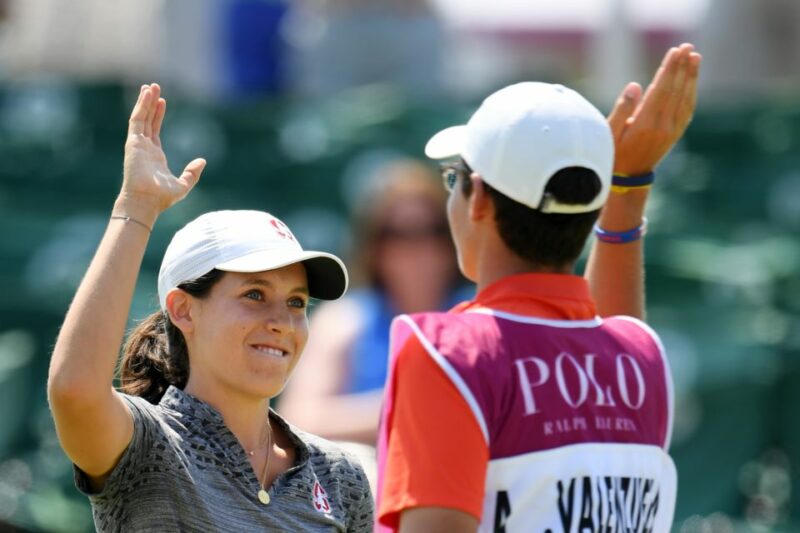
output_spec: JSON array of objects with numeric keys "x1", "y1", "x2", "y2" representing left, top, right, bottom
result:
[{"x1": 223, "y1": 0, "x2": 289, "y2": 97}]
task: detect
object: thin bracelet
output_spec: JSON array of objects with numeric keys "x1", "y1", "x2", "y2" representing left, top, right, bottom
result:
[
  {"x1": 111, "y1": 215, "x2": 152, "y2": 233},
  {"x1": 611, "y1": 172, "x2": 655, "y2": 194},
  {"x1": 594, "y1": 218, "x2": 647, "y2": 244}
]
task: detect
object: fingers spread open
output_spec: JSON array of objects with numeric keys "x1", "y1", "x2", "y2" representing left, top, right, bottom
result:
[
  {"x1": 152, "y1": 98, "x2": 166, "y2": 148},
  {"x1": 143, "y1": 84, "x2": 160, "y2": 138},
  {"x1": 128, "y1": 85, "x2": 150, "y2": 136},
  {"x1": 177, "y1": 158, "x2": 207, "y2": 193}
]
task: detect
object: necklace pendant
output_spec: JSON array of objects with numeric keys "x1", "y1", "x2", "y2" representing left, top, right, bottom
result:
[{"x1": 258, "y1": 489, "x2": 270, "y2": 505}]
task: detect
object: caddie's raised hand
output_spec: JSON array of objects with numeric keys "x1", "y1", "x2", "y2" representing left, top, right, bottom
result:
[
  {"x1": 607, "y1": 43, "x2": 702, "y2": 176},
  {"x1": 121, "y1": 83, "x2": 206, "y2": 213}
]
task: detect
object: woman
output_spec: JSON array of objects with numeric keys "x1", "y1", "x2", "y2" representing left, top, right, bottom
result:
[{"x1": 47, "y1": 84, "x2": 373, "y2": 532}]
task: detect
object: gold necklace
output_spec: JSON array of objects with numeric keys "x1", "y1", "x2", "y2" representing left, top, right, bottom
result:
[
  {"x1": 257, "y1": 417, "x2": 273, "y2": 505},
  {"x1": 248, "y1": 421, "x2": 268, "y2": 457}
]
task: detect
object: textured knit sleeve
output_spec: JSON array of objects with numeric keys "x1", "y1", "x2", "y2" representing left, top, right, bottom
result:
[
  {"x1": 347, "y1": 463, "x2": 375, "y2": 533},
  {"x1": 73, "y1": 394, "x2": 161, "y2": 498}
]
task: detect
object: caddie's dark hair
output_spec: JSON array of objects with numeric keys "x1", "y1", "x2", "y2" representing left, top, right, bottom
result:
[
  {"x1": 459, "y1": 159, "x2": 602, "y2": 269},
  {"x1": 119, "y1": 269, "x2": 225, "y2": 404}
]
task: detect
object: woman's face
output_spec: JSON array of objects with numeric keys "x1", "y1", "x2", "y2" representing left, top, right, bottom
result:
[{"x1": 183, "y1": 264, "x2": 310, "y2": 402}]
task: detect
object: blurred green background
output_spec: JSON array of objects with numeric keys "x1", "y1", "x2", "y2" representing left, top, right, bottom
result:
[{"x1": 1, "y1": 0, "x2": 800, "y2": 531}]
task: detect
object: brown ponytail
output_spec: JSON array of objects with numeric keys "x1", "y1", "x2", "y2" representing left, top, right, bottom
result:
[{"x1": 119, "y1": 269, "x2": 225, "y2": 404}]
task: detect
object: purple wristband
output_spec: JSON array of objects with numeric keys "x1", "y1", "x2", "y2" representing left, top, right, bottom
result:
[{"x1": 593, "y1": 218, "x2": 647, "y2": 244}]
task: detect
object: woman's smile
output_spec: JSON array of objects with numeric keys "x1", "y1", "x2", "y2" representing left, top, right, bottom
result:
[{"x1": 250, "y1": 343, "x2": 291, "y2": 358}]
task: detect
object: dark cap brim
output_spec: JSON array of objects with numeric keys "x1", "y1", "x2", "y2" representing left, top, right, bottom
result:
[{"x1": 302, "y1": 255, "x2": 349, "y2": 300}]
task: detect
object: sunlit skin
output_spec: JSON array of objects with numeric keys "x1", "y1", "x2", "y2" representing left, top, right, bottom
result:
[
  {"x1": 167, "y1": 264, "x2": 310, "y2": 408},
  {"x1": 446, "y1": 174, "x2": 478, "y2": 282}
]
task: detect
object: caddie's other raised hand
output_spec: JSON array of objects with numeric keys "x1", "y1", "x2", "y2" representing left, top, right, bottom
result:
[
  {"x1": 120, "y1": 83, "x2": 206, "y2": 213},
  {"x1": 608, "y1": 43, "x2": 702, "y2": 176}
]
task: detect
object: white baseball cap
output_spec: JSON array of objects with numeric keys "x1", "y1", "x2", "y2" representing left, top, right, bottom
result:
[
  {"x1": 425, "y1": 82, "x2": 613, "y2": 214},
  {"x1": 157, "y1": 210, "x2": 348, "y2": 310}
]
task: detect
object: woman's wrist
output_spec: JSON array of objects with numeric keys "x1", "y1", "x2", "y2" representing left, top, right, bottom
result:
[{"x1": 113, "y1": 193, "x2": 161, "y2": 229}]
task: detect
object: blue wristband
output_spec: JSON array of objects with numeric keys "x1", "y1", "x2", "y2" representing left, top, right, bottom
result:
[
  {"x1": 593, "y1": 218, "x2": 647, "y2": 244},
  {"x1": 611, "y1": 172, "x2": 655, "y2": 193}
]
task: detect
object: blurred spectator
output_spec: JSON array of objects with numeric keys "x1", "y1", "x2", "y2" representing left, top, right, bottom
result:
[
  {"x1": 283, "y1": 0, "x2": 447, "y2": 99},
  {"x1": 278, "y1": 158, "x2": 470, "y2": 485}
]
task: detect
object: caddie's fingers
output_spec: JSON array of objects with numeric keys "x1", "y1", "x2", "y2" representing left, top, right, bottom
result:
[
  {"x1": 659, "y1": 48, "x2": 690, "y2": 126},
  {"x1": 128, "y1": 85, "x2": 149, "y2": 136},
  {"x1": 177, "y1": 158, "x2": 207, "y2": 193},
  {"x1": 672, "y1": 45, "x2": 693, "y2": 93},
  {"x1": 152, "y1": 98, "x2": 166, "y2": 148},
  {"x1": 143, "y1": 83, "x2": 160, "y2": 138},
  {"x1": 676, "y1": 52, "x2": 702, "y2": 131},
  {"x1": 642, "y1": 47, "x2": 678, "y2": 98},
  {"x1": 639, "y1": 47, "x2": 680, "y2": 115},
  {"x1": 607, "y1": 82, "x2": 642, "y2": 138}
]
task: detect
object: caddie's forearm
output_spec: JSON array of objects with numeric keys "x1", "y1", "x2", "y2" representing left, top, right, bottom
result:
[
  {"x1": 48, "y1": 197, "x2": 158, "y2": 402},
  {"x1": 585, "y1": 188, "x2": 649, "y2": 319}
]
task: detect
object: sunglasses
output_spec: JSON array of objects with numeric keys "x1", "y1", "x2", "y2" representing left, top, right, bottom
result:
[
  {"x1": 439, "y1": 160, "x2": 472, "y2": 192},
  {"x1": 377, "y1": 224, "x2": 450, "y2": 242}
]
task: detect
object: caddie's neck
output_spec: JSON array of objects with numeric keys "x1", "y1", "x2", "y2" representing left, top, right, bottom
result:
[
  {"x1": 471, "y1": 223, "x2": 571, "y2": 293},
  {"x1": 448, "y1": 176, "x2": 571, "y2": 293}
]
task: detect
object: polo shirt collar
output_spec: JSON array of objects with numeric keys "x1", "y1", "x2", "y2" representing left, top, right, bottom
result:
[
  {"x1": 456, "y1": 272, "x2": 598, "y2": 320},
  {"x1": 159, "y1": 386, "x2": 310, "y2": 467},
  {"x1": 160, "y1": 385, "x2": 225, "y2": 425}
]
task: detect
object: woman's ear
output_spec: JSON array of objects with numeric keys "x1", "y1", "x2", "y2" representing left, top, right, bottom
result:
[
  {"x1": 165, "y1": 289, "x2": 194, "y2": 335},
  {"x1": 468, "y1": 174, "x2": 493, "y2": 222}
]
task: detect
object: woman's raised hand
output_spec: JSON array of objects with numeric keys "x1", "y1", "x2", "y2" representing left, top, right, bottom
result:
[
  {"x1": 119, "y1": 83, "x2": 206, "y2": 216},
  {"x1": 49, "y1": 83, "x2": 207, "y2": 478}
]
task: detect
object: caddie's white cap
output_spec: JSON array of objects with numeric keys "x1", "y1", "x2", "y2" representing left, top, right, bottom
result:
[
  {"x1": 157, "y1": 210, "x2": 348, "y2": 310},
  {"x1": 425, "y1": 82, "x2": 613, "y2": 214}
]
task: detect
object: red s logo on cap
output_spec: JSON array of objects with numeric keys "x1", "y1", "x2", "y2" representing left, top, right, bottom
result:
[{"x1": 270, "y1": 218, "x2": 296, "y2": 242}]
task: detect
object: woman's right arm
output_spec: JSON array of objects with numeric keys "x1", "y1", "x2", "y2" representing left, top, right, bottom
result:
[{"x1": 47, "y1": 84, "x2": 205, "y2": 483}]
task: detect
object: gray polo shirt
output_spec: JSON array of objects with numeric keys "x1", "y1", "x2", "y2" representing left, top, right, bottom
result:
[{"x1": 74, "y1": 386, "x2": 373, "y2": 532}]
